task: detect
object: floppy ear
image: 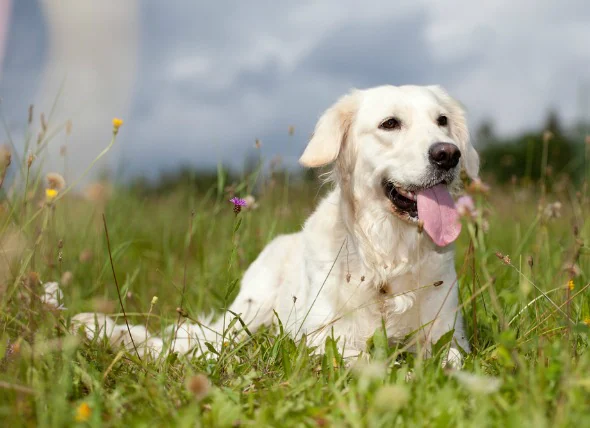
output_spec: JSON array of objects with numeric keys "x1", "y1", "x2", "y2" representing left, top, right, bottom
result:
[
  {"x1": 428, "y1": 85, "x2": 480, "y2": 179},
  {"x1": 299, "y1": 91, "x2": 360, "y2": 168}
]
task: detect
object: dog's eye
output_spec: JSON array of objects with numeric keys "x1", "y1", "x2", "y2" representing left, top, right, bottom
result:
[
  {"x1": 437, "y1": 115, "x2": 448, "y2": 127},
  {"x1": 379, "y1": 117, "x2": 401, "y2": 130}
]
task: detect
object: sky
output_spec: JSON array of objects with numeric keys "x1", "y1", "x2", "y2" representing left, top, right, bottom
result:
[{"x1": 0, "y1": 0, "x2": 589, "y2": 181}]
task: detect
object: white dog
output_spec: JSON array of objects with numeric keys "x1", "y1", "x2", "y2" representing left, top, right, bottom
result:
[{"x1": 73, "y1": 85, "x2": 479, "y2": 366}]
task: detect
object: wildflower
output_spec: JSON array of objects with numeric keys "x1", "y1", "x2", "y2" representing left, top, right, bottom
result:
[
  {"x1": 584, "y1": 318, "x2": 590, "y2": 326},
  {"x1": 456, "y1": 195, "x2": 476, "y2": 218},
  {"x1": 186, "y1": 374, "x2": 210, "y2": 400},
  {"x1": 543, "y1": 201, "x2": 562, "y2": 219},
  {"x1": 46, "y1": 172, "x2": 66, "y2": 191},
  {"x1": 567, "y1": 280, "x2": 574, "y2": 291},
  {"x1": 151, "y1": 296, "x2": 158, "y2": 305},
  {"x1": 112, "y1": 118, "x2": 124, "y2": 134},
  {"x1": 466, "y1": 178, "x2": 490, "y2": 194},
  {"x1": 229, "y1": 197, "x2": 247, "y2": 214},
  {"x1": 75, "y1": 402, "x2": 91, "y2": 422},
  {"x1": 45, "y1": 188, "x2": 58, "y2": 202}
]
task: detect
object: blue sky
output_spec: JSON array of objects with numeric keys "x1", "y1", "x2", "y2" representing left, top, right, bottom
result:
[{"x1": 1, "y1": 0, "x2": 589, "y2": 180}]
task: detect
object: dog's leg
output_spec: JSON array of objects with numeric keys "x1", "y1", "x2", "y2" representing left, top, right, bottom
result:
[
  {"x1": 419, "y1": 272, "x2": 469, "y2": 369},
  {"x1": 172, "y1": 234, "x2": 297, "y2": 355}
]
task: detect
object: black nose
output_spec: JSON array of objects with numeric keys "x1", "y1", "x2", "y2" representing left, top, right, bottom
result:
[{"x1": 428, "y1": 143, "x2": 461, "y2": 170}]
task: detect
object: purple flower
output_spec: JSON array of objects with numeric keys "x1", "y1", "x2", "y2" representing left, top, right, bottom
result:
[{"x1": 229, "y1": 197, "x2": 247, "y2": 214}]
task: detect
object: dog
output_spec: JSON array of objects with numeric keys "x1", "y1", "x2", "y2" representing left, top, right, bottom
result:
[{"x1": 73, "y1": 84, "x2": 479, "y2": 366}]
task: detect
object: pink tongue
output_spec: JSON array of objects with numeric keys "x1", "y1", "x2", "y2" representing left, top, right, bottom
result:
[{"x1": 416, "y1": 184, "x2": 461, "y2": 247}]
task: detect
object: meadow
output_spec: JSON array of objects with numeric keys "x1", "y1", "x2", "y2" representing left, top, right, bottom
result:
[{"x1": 0, "y1": 118, "x2": 589, "y2": 427}]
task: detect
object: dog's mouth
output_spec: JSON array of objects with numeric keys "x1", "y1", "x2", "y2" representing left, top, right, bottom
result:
[
  {"x1": 382, "y1": 181, "x2": 419, "y2": 220},
  {"x1": 381, "y1": 179, "x2": 461, "y2": 247}
]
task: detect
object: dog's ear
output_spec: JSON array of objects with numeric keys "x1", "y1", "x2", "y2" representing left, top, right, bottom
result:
[
  {"x1": 428, "y1": 85, "x2": 480, "y2": 179},
  {"x1": 299, "y1": 91, "x2": 360, "y2": 168}
]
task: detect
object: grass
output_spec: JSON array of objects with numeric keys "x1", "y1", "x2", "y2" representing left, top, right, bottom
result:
[{"x1": 0, "y1": 120, "x2": 589, "y2": 427}]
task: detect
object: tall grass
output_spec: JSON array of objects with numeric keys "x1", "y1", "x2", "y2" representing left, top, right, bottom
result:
[{"x1": 0, "y1": 109, "x2": 589, "y2": 427}]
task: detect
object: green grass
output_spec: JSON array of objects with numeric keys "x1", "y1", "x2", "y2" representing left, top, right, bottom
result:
[{"x1": 1, "y1": 133, "x2": 590, "y2": 427}]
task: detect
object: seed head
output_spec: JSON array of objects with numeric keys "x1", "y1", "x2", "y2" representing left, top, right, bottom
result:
[
  {"x1": 151, "y1": 296, "x2": 158, "y2": 305},
  {"x1": 1, "y1": 146, "x2": 11, "y2": 166},
  {"x1": 495, "y1": 252, "x2": 511, "y2": 265},
  {"x1": 186, "y1": 374, "x2": 210, "y2": 400},
  {"x1": 27, "y1": 151, "x2": 35, "y2": 168},
  {"x1": 61, "y1": 271, "x2": 73, "y2": 286},
  {"x1": 542, "y1": 130, "x2": 553, "y2": 143},
  {"x1": 46, "y1": 172, "x2": 66, "y2": 191}
]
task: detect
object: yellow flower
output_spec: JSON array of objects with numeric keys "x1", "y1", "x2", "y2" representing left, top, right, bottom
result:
[
  {"x1": 75, "y1": 402, "x2": 91, "y2": 422},
  {"x1": 112, "y1": 118, "x2": 124, "y2": 133},
  {"x1": 568, "y1": 280, "x2": 574, "y2": 291},
  {"x1": 151, "y1": 296, "x2": 158, "y2": 305},
  {"x1": 584, "y1": 318, "x2": 590, "y2": 327},
  {"x1": 45, "y1": 188, "x2": 58, "y2": 201}
]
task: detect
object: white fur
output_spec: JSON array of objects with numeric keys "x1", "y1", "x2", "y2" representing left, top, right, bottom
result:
[{"x1": 73, "y1": 85, "x2": 478, "y2": 366}]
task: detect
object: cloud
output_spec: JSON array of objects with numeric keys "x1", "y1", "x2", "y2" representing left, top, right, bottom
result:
[{"x1": 1, "y1": 0, "x2": 589, "y2": 180}]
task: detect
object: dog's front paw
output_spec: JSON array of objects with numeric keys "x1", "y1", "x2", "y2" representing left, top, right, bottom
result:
[{"x1": 441, "y1": 347, "x2": 463, "y2": 369}]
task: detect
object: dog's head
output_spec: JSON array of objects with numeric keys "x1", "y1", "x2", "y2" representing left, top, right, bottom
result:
[{"x1": 300, "y1": 85, "x2": 479, "y2": 246}]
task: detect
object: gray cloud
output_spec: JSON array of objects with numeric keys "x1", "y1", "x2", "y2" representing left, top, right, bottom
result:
[{"x1": 1, "y1": 0, "x2": 589, "y2": 181}]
